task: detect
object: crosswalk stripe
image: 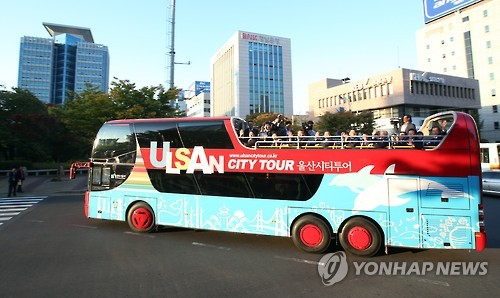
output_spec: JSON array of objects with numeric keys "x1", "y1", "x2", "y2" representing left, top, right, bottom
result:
[
  {"x1": 0, "y1": 208, "x2": 28, "y2": 212},
  {"x1": 0, "y1": 204, "x2": 33, "y2": 208},
  {"x1": 0, "y1": 197, "x2": 45, "y2": 227},
  {"x1": 0, "y1": 200, "x2": 40, "y2": 203},
  {"x1": 0, "y1": 198, "x2": 43, "y2": 202},
  {"x1": 0, "y1": 212, "x2": 20, "y2": 216}
]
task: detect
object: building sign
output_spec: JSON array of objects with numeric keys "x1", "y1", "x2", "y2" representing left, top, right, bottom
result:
[
  {"x1": 352, "y1": 76, "x2": 393, "y2": 91},
  {"x1": 195, "y1": 81, "x2": 210, "y2": 95},
  {"x1": 424, "y1": 0, "x2": 482, "y2": 23},
  {"x1": 241, "y1": 32, "x2": 281, "y2": 45},
  {"x1": 410, "y1": 72, "x2": 445, "y2": 84}
]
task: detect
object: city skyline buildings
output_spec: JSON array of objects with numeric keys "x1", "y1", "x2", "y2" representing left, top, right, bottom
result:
[
  {"x1": 17, "y1": 22, "x2": 109, "y2": 105},
  {"x1": 0, "y1": 1, "x2": 423, "y2": 114}
]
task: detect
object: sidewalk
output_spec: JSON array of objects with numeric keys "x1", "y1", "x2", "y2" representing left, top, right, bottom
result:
[{"x1": 0, "y1": 175, "x2": 88, "y2": 197}]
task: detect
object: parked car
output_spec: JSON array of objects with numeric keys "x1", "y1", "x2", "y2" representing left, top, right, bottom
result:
[{"x1": 482, "y1": 170, "x2": 500, "y2": 196}]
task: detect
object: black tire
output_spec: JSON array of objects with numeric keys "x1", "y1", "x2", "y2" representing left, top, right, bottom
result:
[
  {"x1": 291, "y1": 215, "x2": 331, "y2": 253},
  {"x1": 339, "y1": 217, "x2": 382, "y2": 257},
  {"x1": 127, "y1": 202, "x2": 156, "y2": 233}
]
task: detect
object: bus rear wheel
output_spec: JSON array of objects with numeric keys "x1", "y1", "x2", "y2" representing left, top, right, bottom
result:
[
  {"x1": 292, "y1": 215, "x2": 331, "y2": 253},
  {"x1": 339, "y1": 217, "x2": 382, "y2": 257},
  {"x1": 127, "y1": 202, "x2": 155, "y2": 233}
]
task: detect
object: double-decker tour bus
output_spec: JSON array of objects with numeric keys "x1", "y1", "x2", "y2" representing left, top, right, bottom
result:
[{"x1": 71, "y1": 111, "x2": 486, "y2": 257}]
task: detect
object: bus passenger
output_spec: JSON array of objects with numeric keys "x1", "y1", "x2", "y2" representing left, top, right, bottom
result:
[
  {"x1": 406, "y1": 128, "x2": 417, "y2": 147},
  {"x1": 400, "y1": 114, "x2": 416, "y2": 134},
  {"x1": 413, "y1": 131, "x2": 424, "y2": 149},
  {"x1": 345, "y1": 129, "x2": 360, "y2": 148},
  {"x1": 372, "y1": 130, "x2": 390, "y2": 148},
  {"x1": 246, "y1": 130, "x2": 259, "y2": 148},
  {"x1": 297, "y1": 129, "x2": 306, "y2": 147},
  {"x1": 425, "y1": 126, "x2": 444, "y2": 146},
  {"x1": 322, "y1": 131, "x2": 335, "y2": 148}
]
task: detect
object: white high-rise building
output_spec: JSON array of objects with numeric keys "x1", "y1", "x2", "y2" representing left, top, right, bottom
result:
[
  {"x1": 210, "y1": 31, "x2": 293, "y2": 118},
  {"x1": 417, "y1": 0, "x2": 500, "y2": 142}
]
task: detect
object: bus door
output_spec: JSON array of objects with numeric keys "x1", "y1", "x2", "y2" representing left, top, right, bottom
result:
[
  {"x1": 88, "y1": 165, "x2": 112, "y2": 219},
  {"x1": 387, "y1": 178, "x2": 420, "y2": 248}
]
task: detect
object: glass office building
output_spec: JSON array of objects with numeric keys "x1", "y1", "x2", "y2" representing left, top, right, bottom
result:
[
  {"x1": 18, "y1": 23, "x2": 109, "y2": 105},
  {"x1": 210, "y1": 31, "x2": 293, "y2": 117}
]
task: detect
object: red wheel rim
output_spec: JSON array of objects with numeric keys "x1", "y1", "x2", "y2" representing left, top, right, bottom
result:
[
  {"x1": 347, "y1": 226, "x2": 372, "y2": 250},
  {"x1": 300, "y1": 224, "x2": 323, "y2": 247},
  {"x1": 131, "y1": 207, "x2": 153, "y2": 230}
]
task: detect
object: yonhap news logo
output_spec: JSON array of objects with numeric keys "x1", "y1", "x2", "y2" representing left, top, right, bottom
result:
[
  {"x1": 317, "y1": 252, "x2": 488, "y2": 287},
  {"x1": 317, "y1": 252, "x2": 349, "y2": 286}
]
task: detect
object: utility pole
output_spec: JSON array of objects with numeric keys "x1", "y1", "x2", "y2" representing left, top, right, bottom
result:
[
  {"x1": 166, "y1": 0, "x2": 190, "y2": 90},
  {"x1": 167, "y1": 0, "x2": 176, "y2": 89}
]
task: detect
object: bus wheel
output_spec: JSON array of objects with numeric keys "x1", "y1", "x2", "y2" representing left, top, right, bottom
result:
[
  {"x1": 127, "y1": 202, "x2": 155, "y2": 233},
  {"x1": 292, "y1": 215, "x2": 331, "y2": 253},
  {"x1": 339, "y1": 217, "x2": 382, "y2": 257}
]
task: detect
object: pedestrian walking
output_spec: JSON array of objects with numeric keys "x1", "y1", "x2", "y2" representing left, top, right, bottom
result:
[
  {"x1": 8, "y1": 167, "x2": 19, "y2": 197},
  {"x1": 16, "y1": 166, "x2": 26, "y2": 193}
]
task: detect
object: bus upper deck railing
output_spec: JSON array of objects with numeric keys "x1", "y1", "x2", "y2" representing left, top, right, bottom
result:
[{"x1": 241, "y1": 134, "x2": 441, "y2": 150}]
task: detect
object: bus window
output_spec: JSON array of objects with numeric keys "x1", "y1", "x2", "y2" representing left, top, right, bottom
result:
[
  {"x1": 195, "y1": 172, "x2": 252, "y2": 197},
  {"x1": 178, "y1": 121, "x2": 233, "y2": 149},
  {"x1": 91, "y1": 123, "x2": 136, "y2": 190},
  {"x1": 149, "y1": 170, "x2": 200, "y2": 195},
  {"x1": 246, "y1": 173, "x2": 322, "y2": 201},
  {"x1": 135, "y1": 122, "x2": 183, "y2": 149},
  {"x1": 92, "y1": 123, "x2": 136, "y2": 161}
]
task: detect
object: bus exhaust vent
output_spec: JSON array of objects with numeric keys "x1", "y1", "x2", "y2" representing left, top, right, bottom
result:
[{"x1": 425, "y1": 183, "x2": 464, "y2": 198}]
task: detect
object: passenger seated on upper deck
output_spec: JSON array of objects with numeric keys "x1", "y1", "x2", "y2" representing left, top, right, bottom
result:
[
  {"x1": 245, "y1": 129, "x2": 259, "y2": 148},
  {"x1": 371, "y1": 130, "x2": 390, "y2": 148},
  {"x1": 314, "y1": 131, "x2": 323, "y2": 145},
  {"x1": 344, "y1": 129, "x2": 361, "y2": 148},
  {"x1": 296, "y1": 129, "x2": 307, "y2": 147},
  {"x1": 260, "y1": 121, "x2": 273, "y2": 137},
  {"x1": 398, "y1": 128, "x2": 417, "y2": 146},
  {"x1": 321, "y1": 131, "x2": 335, "y2": 148},
  {"x1": 413, "y1": 131, "x2": 424, "y2": 149},
  {"x1": 271, "y1": 133, "x2": 282, "y2": 146},
  {"x1": 425, "y1": 126, "x2": 444, "y2": 146}
]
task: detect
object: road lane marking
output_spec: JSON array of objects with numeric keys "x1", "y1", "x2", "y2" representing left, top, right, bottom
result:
[
  {"x1": 124, "y1": 231, "x2": 156, "y2": 238},
  {"x1": 192, "y1": 242, "x2": 232, "y2": 251},
  {"x1": 25, "y1": 219, "x2": 45, "y2": 223},
  {"x1": 415, "y1": 277, "x2": 450, "y2": 287},
  {"x1": 0, "y1": 217, "x2": 13, "y2": 221},
  {"x1": 274, "y1": 255, "x2": 323, "y2": 266},
  {"x1": 71, "y1": 224, "x2": 97, "y2": 229}
]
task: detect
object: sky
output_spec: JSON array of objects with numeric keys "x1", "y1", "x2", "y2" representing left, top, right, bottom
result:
[{"x1": 0, "y1": 0, "x2": 425, "y2": 114}]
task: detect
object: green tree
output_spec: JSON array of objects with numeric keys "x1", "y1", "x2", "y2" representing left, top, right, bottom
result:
[
  {"x1": 55, "y1": 78, "x2": 184, "y2": 159},
  {"x1": 0, "y1": 88, "x2": 48, "y2": 160},
  {"x1": 246, "y1": 113, "x2": 283, "y2": 129}
]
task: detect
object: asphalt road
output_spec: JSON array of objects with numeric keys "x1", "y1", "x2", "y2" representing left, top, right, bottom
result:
[{"x1": 0, "y1": 193, "x2": 499, "y2": 297}]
